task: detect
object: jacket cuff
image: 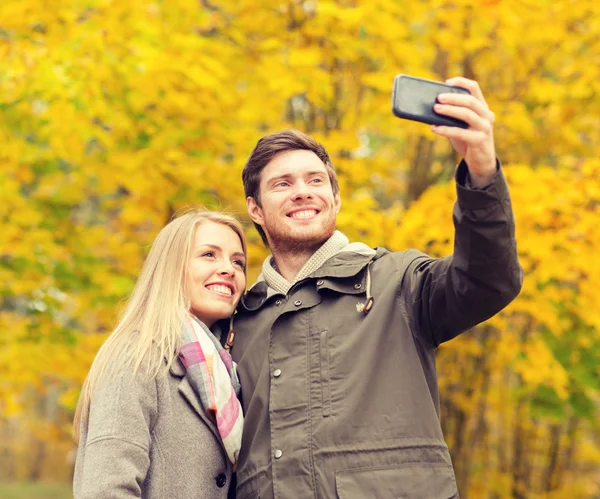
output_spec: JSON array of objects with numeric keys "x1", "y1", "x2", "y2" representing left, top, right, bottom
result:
[{"x1": 455, "y1": 159, "x2": 510, "y2": 208}]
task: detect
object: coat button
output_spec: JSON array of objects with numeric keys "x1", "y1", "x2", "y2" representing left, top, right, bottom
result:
[
  {"x1": 354, "y1": 283, "x2": 362, "y2": 289},
  {"x1": 215, "y1": 473, "x2": 227, "y2": 488},
  {"x1": 317, "y1": 280, "x2": 324, "y2": 286},
  {"x1": 275, "y1": 299, "x2": 282, "y2": 306},
  {"x1": 294, "y1": 300, "x2": 302, "y2": 306},
  {"x1": 274, "y1": 449, "x2": 283, "y2": 459},
  {"x1": 273, "y1": 368, "x2": 282, "y2": 377}
]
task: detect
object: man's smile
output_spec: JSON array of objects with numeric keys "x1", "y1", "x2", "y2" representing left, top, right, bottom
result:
[{"x1": 286, "y1": 208, "x2": 320, "y2": 219}]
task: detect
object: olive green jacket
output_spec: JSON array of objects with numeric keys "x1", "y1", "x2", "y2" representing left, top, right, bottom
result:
[{"x1": 231, "y1": 162, "x2": 523, "y2": 499}]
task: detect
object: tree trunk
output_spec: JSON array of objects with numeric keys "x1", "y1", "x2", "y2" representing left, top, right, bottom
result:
[
  {"x1": 405, "y1": 136, "x2": 436, "y2": 205},
  {"x1": 543, "y1": 423, "x2": 563, "y2": 492}
]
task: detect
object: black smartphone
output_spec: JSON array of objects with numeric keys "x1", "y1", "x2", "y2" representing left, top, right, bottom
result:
[{"x1": 391, "y1": 74, "x2": 471, "y2": 128}]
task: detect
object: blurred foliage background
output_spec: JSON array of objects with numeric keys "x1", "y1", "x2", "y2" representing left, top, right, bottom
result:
[{"x1": 1, "y1": 0, "x2": 599, "y2": 497}]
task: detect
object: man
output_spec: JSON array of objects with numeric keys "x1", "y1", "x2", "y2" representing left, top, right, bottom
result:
[{"x1": 229, "y1": 78, "x2": 522, "y2": 499}]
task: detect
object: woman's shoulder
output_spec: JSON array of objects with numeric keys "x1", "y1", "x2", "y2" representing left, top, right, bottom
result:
[
  {"x1": 83, "y1": 346, "x2": 162, "y2": 449},
  {"x1": 90, "y1": 346, "x2": 164, "y2": 418},
  {"x1": 98, "y1": 340, "x2": 167, "y2": 387}
]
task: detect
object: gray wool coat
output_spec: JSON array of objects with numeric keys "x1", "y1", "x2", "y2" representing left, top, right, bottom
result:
[{"x1": 73, "y1": 354, "x2": 233, "y2": 499}]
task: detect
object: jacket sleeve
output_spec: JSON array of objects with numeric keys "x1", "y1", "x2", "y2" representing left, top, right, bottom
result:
[
  {"x1": 73, "y1": 363, "x2": 158, "y2": 499},
  {"x1": 399, "y1": 159, "x2": 523, "y2": 347}
]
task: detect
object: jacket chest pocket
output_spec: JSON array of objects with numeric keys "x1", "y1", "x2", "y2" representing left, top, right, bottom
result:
[
  {"x1": 313, "y1": 293, "x2": 369, "y2": 420},
  {"x1": 312, "y1": 274, "x2": 369, "y2": 419},
  {"x1": 320, "y1": 329, "x2": 331, "y2": 418}
]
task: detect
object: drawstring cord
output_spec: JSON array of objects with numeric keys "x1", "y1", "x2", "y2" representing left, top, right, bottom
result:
[
  {"x1": 224, "y1": 314, "x2": 236, "y2": 352},
  {"x1": 357, "y1": 263, "x2": 374, "y2": 315}
]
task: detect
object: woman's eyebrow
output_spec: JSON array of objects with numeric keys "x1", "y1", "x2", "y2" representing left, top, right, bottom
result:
[
  {"x1": 198, "y1": 244, "x2": 221, "y2": 251},
  {"x1": 198, "y1": 244, "x2": 245, "y2": 259}
]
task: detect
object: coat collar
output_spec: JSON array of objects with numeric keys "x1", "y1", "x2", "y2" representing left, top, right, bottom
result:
[
  {"x1": 168, "y1": 357, "x2": 224, "y2": 452},
  {"x1": 240, "y1": 246, "x2": 388, "y2": 312}
]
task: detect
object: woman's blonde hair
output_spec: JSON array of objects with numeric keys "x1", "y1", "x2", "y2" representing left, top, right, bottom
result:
[{"x1": 73, "y1": 208, "x2": 247, "y2": 442}]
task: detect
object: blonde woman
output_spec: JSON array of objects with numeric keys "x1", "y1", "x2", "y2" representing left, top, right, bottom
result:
[{"x1": 73, "y1": 209, "x2": 247, "y2": 499}]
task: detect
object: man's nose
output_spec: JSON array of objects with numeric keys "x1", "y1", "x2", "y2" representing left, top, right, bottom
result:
[{"x1": 291, "y1": 181, "x2": 312, "y2": 199}]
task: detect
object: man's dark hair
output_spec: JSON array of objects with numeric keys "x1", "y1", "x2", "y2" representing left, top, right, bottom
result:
[{"x1": 242, "y1": 129, "x2": 340, "y2": 246}]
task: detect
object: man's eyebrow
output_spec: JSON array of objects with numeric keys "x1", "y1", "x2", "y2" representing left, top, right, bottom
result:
[
  {"x1": 265, "y1": 171, "x2": 327, "y2": 184},
  {"x1": 265, "y1": 173, "x2": 293, "y2": 185}
]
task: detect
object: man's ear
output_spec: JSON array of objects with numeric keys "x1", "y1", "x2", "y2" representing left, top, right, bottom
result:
[
  {"x1": 247, "y1": 197, "x2": 264, "y2": 225},
  {"x1": 334, "y1": 193, "x2": 341, "y2": 214}
]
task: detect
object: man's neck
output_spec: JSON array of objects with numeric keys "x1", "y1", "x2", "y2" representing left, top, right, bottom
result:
[
  {"x1": 261, "y1": 231, "x2": 349, "y2": 294},
  {"x1": 271, "y1": 248, "x2": 317, "y2": 282}
]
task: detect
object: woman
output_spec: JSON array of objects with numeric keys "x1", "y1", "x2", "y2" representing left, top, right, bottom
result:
[{"x1": 73, "y1": 209, "x2": 247, "y2": 499}]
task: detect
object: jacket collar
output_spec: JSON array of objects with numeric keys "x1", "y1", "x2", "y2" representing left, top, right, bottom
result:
[
  {"x1": 262, "y1": 231, "x2": 350, "y2": 295},
  {"x1": 169, "y1": 356, "x2": 185, "y2": 376},
  {"x1": 240, "y1": 245, "x2": 385, "y2": 312}
]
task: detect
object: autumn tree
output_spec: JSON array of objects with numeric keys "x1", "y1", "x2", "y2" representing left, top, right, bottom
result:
[{"x1": 1, "y1": 0, "x2": 598, "y2": 495}]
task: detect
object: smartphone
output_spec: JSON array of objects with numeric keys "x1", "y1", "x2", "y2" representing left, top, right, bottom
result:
[{"x1": 391, "y1": 74, "x2": 470, "y2": 128}]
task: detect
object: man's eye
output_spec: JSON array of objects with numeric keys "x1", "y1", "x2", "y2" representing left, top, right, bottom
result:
[
  {"x1": 275, "y1": 182, "x2": 289, "y2": 188},
  {"x1": 311, "y1": 178, "x2": 323, "y2": 184}
]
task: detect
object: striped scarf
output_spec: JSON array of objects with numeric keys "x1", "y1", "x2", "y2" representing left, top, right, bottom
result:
[{"x1": 178, "y1": 314, "x2": 243, "y2": 468}]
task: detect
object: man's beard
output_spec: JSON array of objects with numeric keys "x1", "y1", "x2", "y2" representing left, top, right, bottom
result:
[{"x1": 264, "y1": 214, "x2": 336, "y2": 256}]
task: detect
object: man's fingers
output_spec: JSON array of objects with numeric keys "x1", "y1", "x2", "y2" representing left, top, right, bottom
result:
[
  {"x1": 445, "y1": 77, "x2": 488, "y2": 107},
  {"x1": 437, "y1": 92, "x2": 493, "y2": 121},
  {"x1": 433, "y1": 104, "x2": 491, "y2": 132},
  {"x1": 431, "y1": 125, "x2": 488, "y2": 144}
]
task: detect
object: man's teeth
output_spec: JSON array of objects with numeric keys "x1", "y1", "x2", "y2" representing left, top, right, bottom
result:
[
  {"x1": 207, "y1": 285, "x2": 232, "y2": 296},
  {"x1": 291, "y1": 210, "x2": 317, "y2": 219}
]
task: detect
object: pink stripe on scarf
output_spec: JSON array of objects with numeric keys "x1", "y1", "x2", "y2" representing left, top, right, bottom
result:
[
  {"x1": 216, "y1": 390, "x2": 241, "y2": 439},
  {"x1": 179, "y1": 342, "x2": 206, "y2": 367}
]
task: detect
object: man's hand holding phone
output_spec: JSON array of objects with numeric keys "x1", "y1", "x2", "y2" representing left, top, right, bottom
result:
[
  {"x1": 432, "y1": 77, "x2": 497, "y2": 188},
  {"x1": 392, "y1": 75, "x2": 497, "y2": 188}
]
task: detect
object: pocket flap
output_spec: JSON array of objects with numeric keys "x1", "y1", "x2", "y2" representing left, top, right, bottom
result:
[
  {"x1": 336, "y1": 464, "x2": 458, "y2": 499},
  {"x1": 317, "y1": 275, "x2": 367, "y2": 296}
]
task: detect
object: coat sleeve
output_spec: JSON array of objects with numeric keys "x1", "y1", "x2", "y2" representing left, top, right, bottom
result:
[
  {"x1": 73, "y1": 362, "x2": 158, "y2": 499},
  {"x1": 399, "y1": 160, "x2": 523, "y2": 347}
]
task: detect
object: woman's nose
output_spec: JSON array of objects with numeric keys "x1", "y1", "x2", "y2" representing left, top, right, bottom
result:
[{"x1": 217, "y1": 262, "x2": 235, "y2": 277}]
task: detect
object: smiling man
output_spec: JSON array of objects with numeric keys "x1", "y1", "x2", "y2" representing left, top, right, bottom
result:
[
  {"x1": 230, "y1": 78, "x2": 523, "y2": 499},
  {"x1": 246, "y1": 148, "x2": 341, "y2": 281}
]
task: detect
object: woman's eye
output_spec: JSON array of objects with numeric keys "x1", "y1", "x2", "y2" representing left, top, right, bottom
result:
[
  {"x1": 233, "y1": 259, "x2": 246, "y2": 269},
  {"x1": 201, "y1": 251, "x2": 215, "y2": 258}
]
